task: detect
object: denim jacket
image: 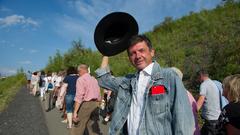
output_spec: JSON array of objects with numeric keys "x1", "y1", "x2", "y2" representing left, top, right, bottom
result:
[{"x1": 96, "y1": 62, "x2": 195, "y2": 135}]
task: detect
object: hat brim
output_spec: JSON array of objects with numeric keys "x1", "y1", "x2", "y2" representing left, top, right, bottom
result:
[{"x1": 94, "y1": 12, "x2": 138, "y2": 56}]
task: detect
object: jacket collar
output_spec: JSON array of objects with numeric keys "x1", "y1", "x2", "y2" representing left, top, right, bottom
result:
[
  {"x1": 132, "y1": 61, "x2": 164, "y2": 81},
  {"x1": 150, "y1": 61, "x2": 164, "y2": 81}
]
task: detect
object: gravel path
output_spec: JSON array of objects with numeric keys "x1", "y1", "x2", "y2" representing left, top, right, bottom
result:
[
  {"x1": 0, "y1": 87, "x2": 110, "y2": 135},
  {"x1": 0, "y1": 87, "x2": 49, "y2": 135}
]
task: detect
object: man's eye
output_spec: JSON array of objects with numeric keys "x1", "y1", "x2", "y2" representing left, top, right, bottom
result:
[
  {"x1": 129, "y1": 52, "x2": 135, "y2": 56},
  {"x1": 139, "y1": 48, "x2": 145, "y2": 52}
]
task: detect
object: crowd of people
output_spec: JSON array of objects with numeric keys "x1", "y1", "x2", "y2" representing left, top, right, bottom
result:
[
  {"x1": 26, "y1": 66, "x2": 107, "y2": 135},
  {"x1": 25, "y1": 34, "x2": 239, "y2": 135}
]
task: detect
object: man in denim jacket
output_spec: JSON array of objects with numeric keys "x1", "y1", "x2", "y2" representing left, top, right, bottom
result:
[{"x1": 96, "y1": 35, "x2": 194, "y2": 135}]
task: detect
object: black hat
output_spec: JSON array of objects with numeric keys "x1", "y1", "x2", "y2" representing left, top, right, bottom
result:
[{"x1": 94, "y1": 12, "x2": 138, "y2": 56}]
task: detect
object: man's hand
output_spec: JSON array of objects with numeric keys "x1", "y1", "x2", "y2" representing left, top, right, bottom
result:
[
  {"x1": 73, "y1": 112, "x2": 77, "y2": 118},
  {"x1": 101, "y1": 56, "x2": 109, "y2": 68},
  {"x1": 73, "y1": 112, "x2": 79, "y2": 122},
  {"x1": 73, "y1": 101, "x2": 81, "y2": 122}
]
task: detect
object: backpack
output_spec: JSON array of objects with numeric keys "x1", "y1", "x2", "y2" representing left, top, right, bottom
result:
[
  {"x1": 47, "y1": 77, "x2": 53, "y2": 90},
  {"x1": 48, "y1": 83, "x2": 53, "y2": 89}
]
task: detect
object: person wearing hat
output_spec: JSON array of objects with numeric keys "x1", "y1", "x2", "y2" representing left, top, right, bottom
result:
[{"x1": 95, "y1": 35, "x2": 194, "y2": 135}]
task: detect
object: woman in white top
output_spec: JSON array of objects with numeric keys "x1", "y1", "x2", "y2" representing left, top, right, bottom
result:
[
  {"x1": 31, "y1": 71, "x2": 40, "y2": 96},
  {"x1": 53, "y1": 71, "x2": 65, "y2": 109}
]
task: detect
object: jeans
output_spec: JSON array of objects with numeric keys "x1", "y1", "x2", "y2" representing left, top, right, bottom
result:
[{"x1": 65, "y1": 94, "x2": 75, "y2": 113}]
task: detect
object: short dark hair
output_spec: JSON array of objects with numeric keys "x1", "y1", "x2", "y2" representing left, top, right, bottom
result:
[
  {"x1": 67, "y1": 66, "x2": 76, "y2": 75},
  {"x1": 33, "y1": 71, "x2": 38, "y2": 75},
  {"x1": 197, "y1": 69, "x2": 209, "y2": 77},
  {"x1": 47, "y1": 72, "x2": 52, "y2": 76},
  {"x1": 128, "y1": 35, "x2": 152, "y2": 53},
  {"x1": 41, "y1": 71, "x2": 45, "y2": 75}
]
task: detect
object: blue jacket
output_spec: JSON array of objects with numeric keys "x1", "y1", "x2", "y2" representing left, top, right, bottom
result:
[{"x1": 96, "y1": 62, "x2": 195, "y2": 135}]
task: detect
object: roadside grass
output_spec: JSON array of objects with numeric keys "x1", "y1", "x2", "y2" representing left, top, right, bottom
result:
[{"x1": 0, "y1": 73, "x2": 26, "y2": 112}]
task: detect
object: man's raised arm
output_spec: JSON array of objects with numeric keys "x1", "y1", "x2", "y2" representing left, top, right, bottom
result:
[{"x1": 101, "y1": 56, "x2": 109, "y2": 68}]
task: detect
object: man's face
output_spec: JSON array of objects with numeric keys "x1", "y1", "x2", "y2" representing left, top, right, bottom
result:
[
  {"x1": 128, "y1": 41, "x2": 154, "y2": 70},
  {"x1": 78, "y1": 68, "x2": 84, "y2": 76}
]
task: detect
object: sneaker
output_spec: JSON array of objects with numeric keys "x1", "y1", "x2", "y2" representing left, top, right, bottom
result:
[
  {"x1": 61, "y1": 119, "x2": 67, "y2": 123},
  {"x1": 67, "y1": 125, "x2": 72, "y2": 129},
  {"x1": 45, "y1": 109, "x2": 50, "y2": 112},
  {"x1": 104, "y1": 116, "x2": 110, "y2": 122},
  {"x1": 41, "y1": 97, "x2": 45, "y2": 101}
]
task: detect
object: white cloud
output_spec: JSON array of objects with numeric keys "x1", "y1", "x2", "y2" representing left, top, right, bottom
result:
[
  {"x1": 29, "y1": 49, "x2": 38, "y2": 53},
  {"x1": 54, "y1": 15, "x2": 93, "y2": 47},
  {"x1": 0, "y1": 40, "x2": 10, "y2": 47},
  {"x1": 18, "y1": 60, "x2": 32, "y2": 64},
  {"x1": 0, "y1": 40, "x2": 6, "y2": 43},
  {"x1": 0, "y1": 40, "x2": 6, "y2": 47},
  {"x1": 10, "y1": 44, "x2": 15, "y2": 47},
  {"x1": 0, "y1": 14, "x2": 39, "y2": 28},
  {"x1": 0, "y1": 6, "x2": 11, "y2": 12},
  {"x1": 56, "y1": 0, "x2": 221, "y2": 48},
  {"x1": 0, "y1": 67, "x2": 17, "y2": 76},
  {"x1": 19, "y1": 47, "x2": 24, "y2": 51}
]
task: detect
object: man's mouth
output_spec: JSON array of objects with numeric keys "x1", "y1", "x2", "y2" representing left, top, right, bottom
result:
[{"x1": 135, "y1": 60, "x2": 143, "y2": 65}]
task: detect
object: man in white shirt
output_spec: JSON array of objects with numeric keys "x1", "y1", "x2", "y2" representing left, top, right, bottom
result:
[
  {"x1": 196, "y1": 69, "x2": 221, "y2": 134},
  {"x1": 96, "y1": 35, "x2": 194, "y2": 135}
]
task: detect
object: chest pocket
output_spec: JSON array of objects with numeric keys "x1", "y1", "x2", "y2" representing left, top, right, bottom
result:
[
  {"x1": 118, "y1": 81, "x2": 131, "y2": 102},
  {"x1": 149, "y1": 84, "x2": 169, "y2": 115}
]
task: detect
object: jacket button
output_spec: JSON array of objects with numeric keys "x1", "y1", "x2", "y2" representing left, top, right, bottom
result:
[
  {"x1": 114, "y1": 127, "x2": 118, "y2": 131},
  {"x1": 122, "y1": 117, "x2": 125, "y2": 120}
]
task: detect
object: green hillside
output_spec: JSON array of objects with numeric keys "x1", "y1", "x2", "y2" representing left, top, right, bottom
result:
[
  {"x1": 146, "y1": 0, "x2": 240, "y2": 87},
  {"x1": 45, "y1": 1, "x2": 240, "y2": 90}
]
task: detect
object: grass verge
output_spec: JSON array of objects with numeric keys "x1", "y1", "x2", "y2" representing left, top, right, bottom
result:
[{"x1": 0, "y1": 73, "x2": 26, "y2": 112}]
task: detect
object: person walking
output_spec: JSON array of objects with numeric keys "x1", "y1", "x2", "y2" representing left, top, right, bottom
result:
[
  {"x1": 171, "y1": 67, "x2": 200, "y2": 135},
  {"x1": 45, "y1": 72, "x2": 54, "y2": 112},
  {"x1": 26, "y1": 70, "x2": 32, "y2": 90},
  {"x1": 31, "y1": 71, "x2": 40, "y2": 96},
  {"x1": 39, "y1": 71, "x2": 46, "y2": 101},
  {"x1": 196, "y1": 69, "x2": 221, "y2": 135},
  {"x1": 62, "y1": 67, "x2": 78, "y2": 129},
  {"x1": 71, "y1": 64, "x2": 101, "y2": 135}
]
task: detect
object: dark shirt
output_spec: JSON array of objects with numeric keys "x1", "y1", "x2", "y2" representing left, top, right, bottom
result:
[
  {"x1": 63, "y1": 75, "x2": 78, "y2": 96},
  {"x1": 218, "y1": 101, "x2": 240, "y2": 129}
]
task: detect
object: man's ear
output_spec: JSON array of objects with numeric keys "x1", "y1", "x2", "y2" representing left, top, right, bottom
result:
[{"x1": 151, "y1": 49, "x2": 155, "y2": 57}]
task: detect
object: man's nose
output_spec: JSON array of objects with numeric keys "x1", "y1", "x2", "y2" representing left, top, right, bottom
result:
[{"x1": 135, "y1": 51, "x2": 141, "y2": 58}]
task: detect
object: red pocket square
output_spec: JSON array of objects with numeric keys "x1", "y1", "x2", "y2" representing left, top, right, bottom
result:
[{"x1": 151, "y1": 85, "x2": 165, "y2": 95}]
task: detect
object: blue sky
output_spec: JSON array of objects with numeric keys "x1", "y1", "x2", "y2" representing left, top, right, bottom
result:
[{"x1": 0, "y1": 0, "x2": 222, "y2": 76}]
